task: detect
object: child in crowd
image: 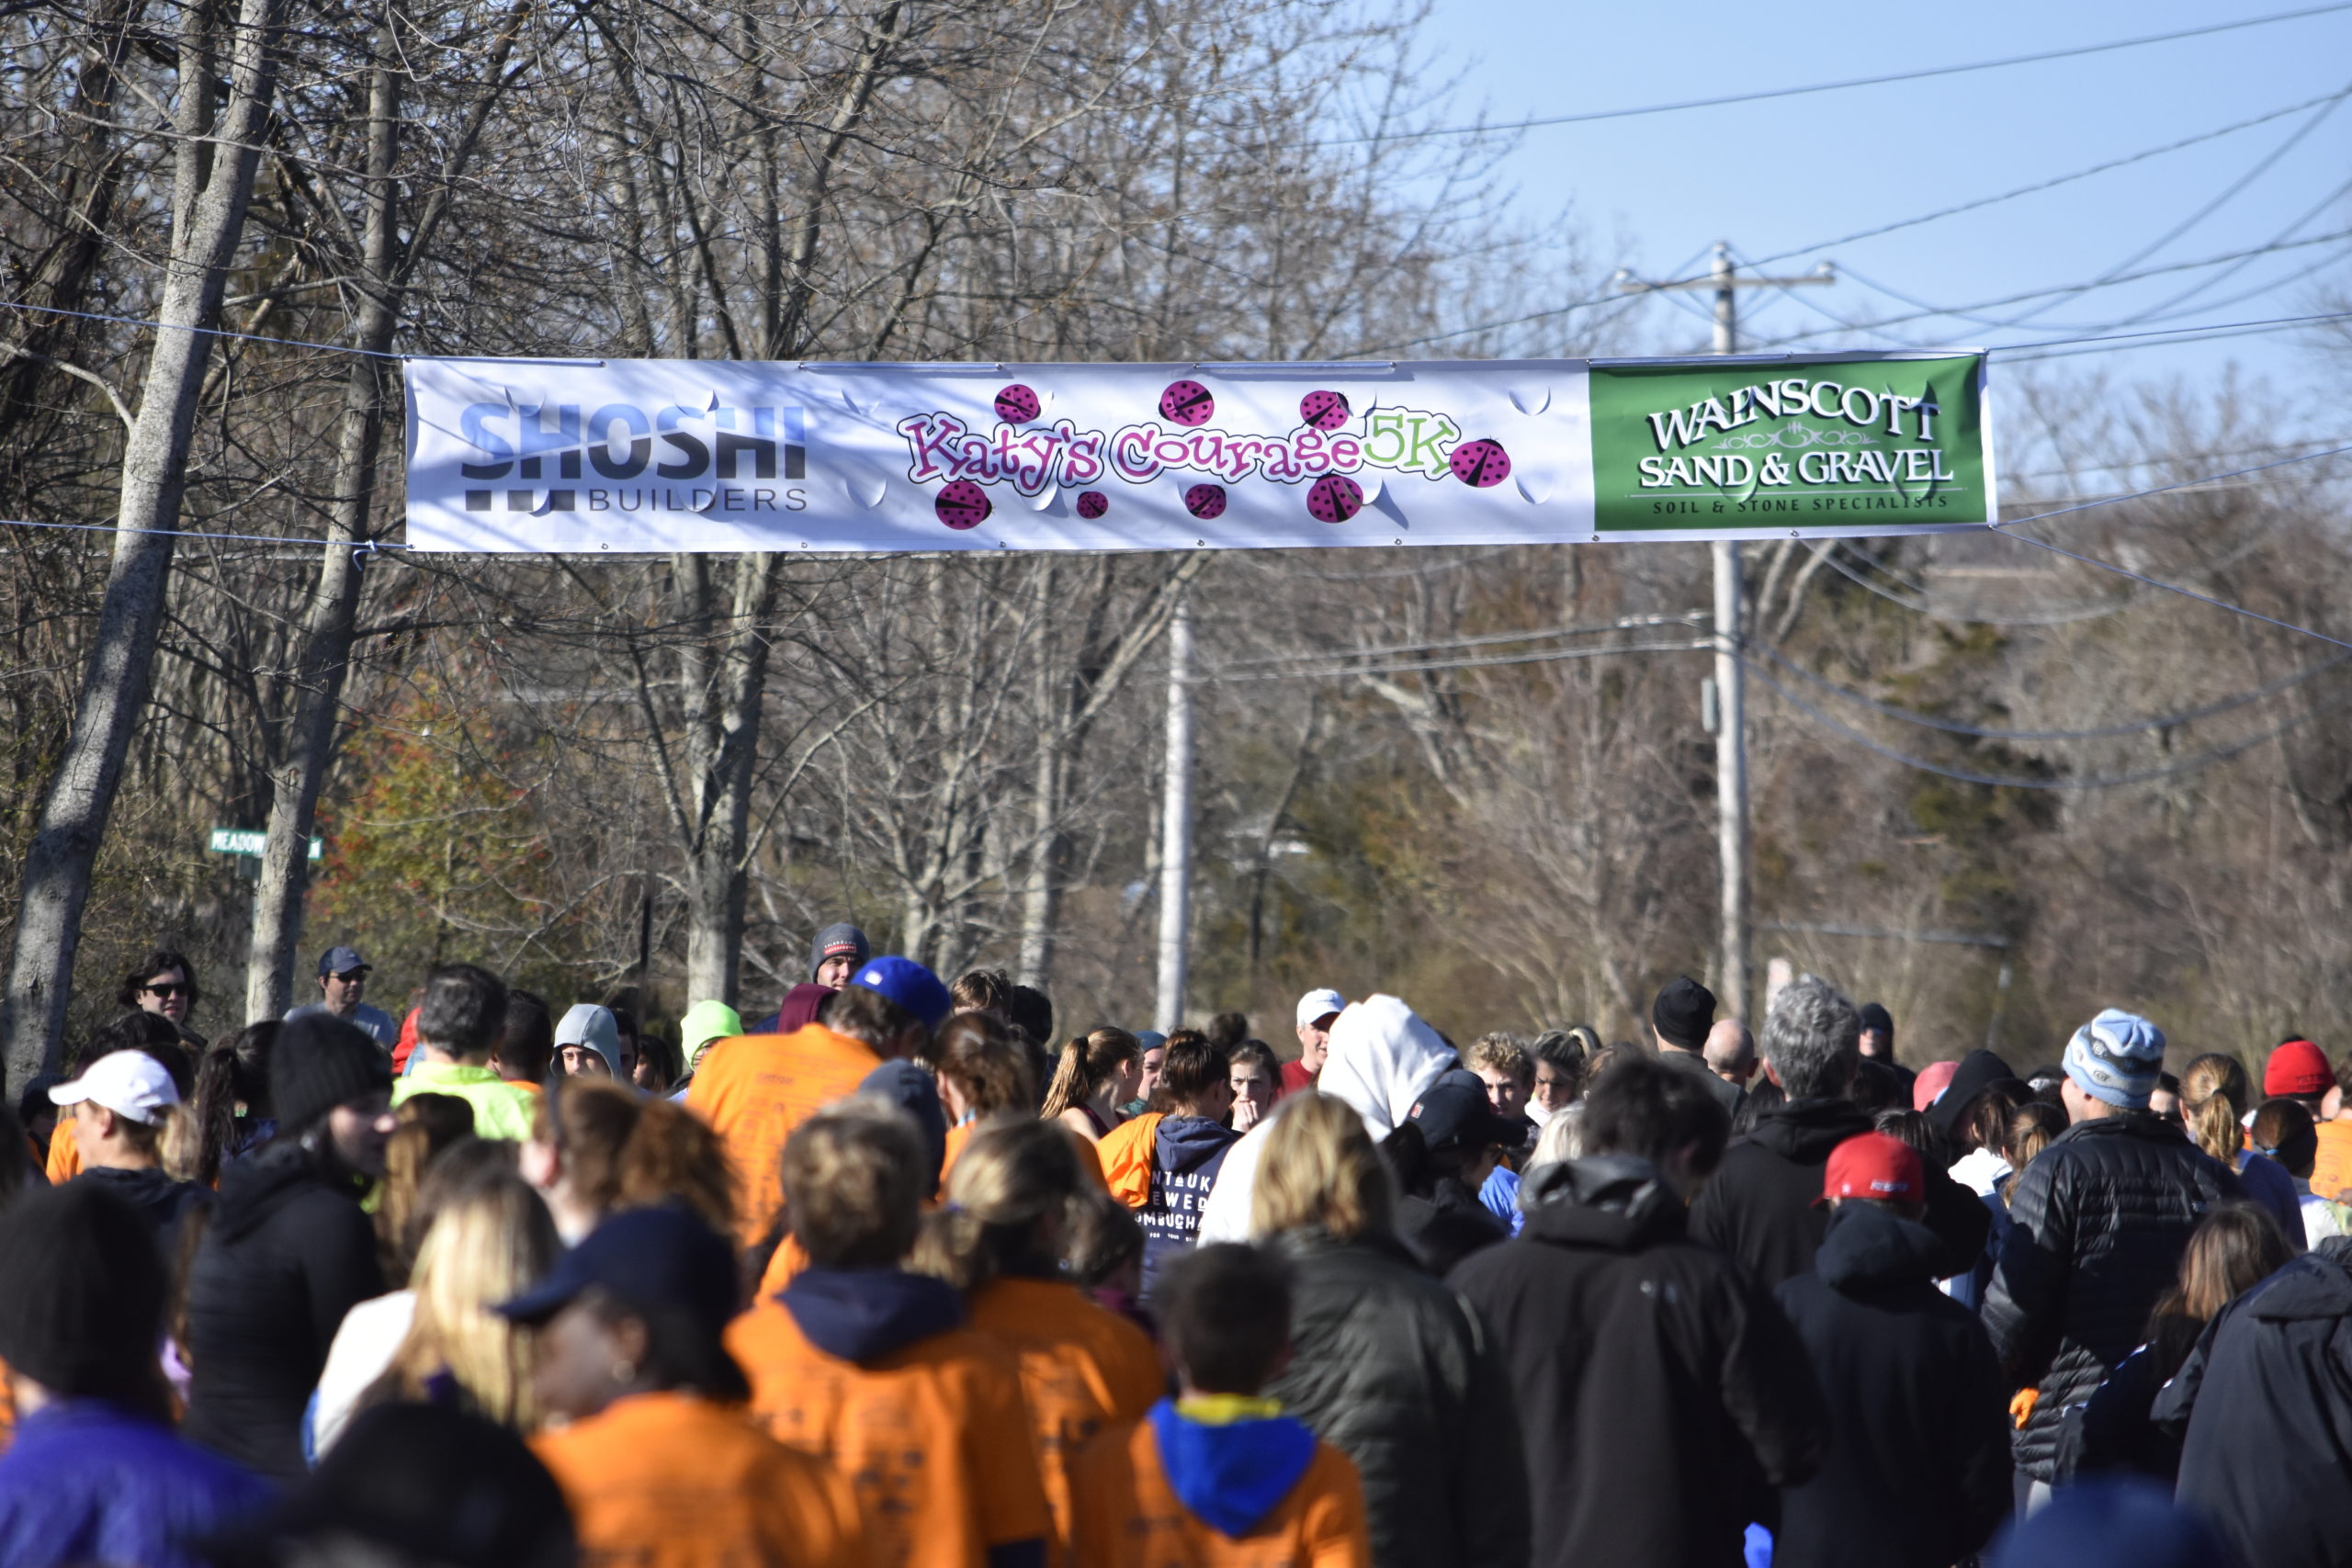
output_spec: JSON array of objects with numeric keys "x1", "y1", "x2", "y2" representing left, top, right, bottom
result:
[
  {"x1": 1069, "y1": 1242, "x2": 1368, "y2": 1568},
  {"x1": 727, "y1": 1100, "x2": 1051, "y2": 1568}
]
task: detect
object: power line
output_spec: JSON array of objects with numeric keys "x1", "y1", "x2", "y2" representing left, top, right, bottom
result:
[
  {"x1": 1319, "y1": 5, "x2": 2352, "y2": 145},
  {"x1": 1209, "y1": 612, "x2": 1705, "y2": 671}
]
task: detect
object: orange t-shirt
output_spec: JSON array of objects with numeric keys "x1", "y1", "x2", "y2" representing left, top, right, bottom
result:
[
  {"x1": 969, "y1": 1278, "x2": 1164, "y2": 1568},
  {"x1": 44, "y1": 1118, "x2": 79, "y2": 1185},
  {"x1": 0, "y1": 1354, "x2": 15, "y2": 1456},
  {"x1": 1069, "y1": 1416, "x2": 1369, "y2": 1568},
  {"x1": 532, "y1": 1390, "x2": 869, "y2": 1568},
  {"x1": 691, "y1": 1025, "x2": 885, "y2": 1249},
  {"x1": 2312, "y1": 1119, "x2": 2352, "y2": 1202},
  {"x1": 1094, "y1": 1114, "x2": 1163, "y2": 1210},
  {"x1": 728, "y1": 1295, "x2": 1051, "y2": 1568}
]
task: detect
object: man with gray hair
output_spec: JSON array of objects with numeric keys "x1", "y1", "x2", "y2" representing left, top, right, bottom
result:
[{"x1": 1692, "y1": 976, "x2": 1987, "y2": 1290}]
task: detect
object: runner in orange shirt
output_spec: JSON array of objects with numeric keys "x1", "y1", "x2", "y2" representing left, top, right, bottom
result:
[
  {"x1": 502, "y1": 1203, "x2": 869, "y2": 1568},
  {"x1": 691, "y1": 954, "x2": 951, "y2": 1250},
  {"x1": 729, "y1": 1100, "x2": 1051, "y2": 1568},
  {"x1": 1069, "y1": 1244, "x2": 1368, "y2": 1568},
  {"x1": 915, "y1": 1117, "x2": 1164, "y2": 1567}
]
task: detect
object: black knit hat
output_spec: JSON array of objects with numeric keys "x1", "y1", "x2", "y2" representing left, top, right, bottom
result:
[
  {"x1": 271, "y1": 1011, "x2": 391, "y2": 1136},
  {"x1": 0, "y1": 1183, "x2": 166, "y2": 1409},
  {"x1": 1652, "y1": 976, "x2": 1717, "y2": 1051}
]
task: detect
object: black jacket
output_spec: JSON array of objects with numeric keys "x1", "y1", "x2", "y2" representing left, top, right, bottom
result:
[
  {"x1": 1266, "y1": 1228, "x2": 1530, "y2": 1568},
  {"x1": 2154, "y1": 1239, "x2": 2352, "y2": 1568},
  {"x1": 1771, "y1": 1203, "x2": 2010, "y2": 1568},
  {"x1": 1981, "y1": 1111, "x2": 2238, "y2": 1480},
  {"x1": 181, "y1": 1143, "x2": 386, "y2": 1481},
  {"x1": 1690, "y1": 1098, "x2": 1990, "y2": 1292},
  {"x1": 67, "y1": 1165, "x2": 210, "y2": 1253},
  {"x1": 1450, "y1": 1156, "x2": 1826, "y2": 1568},
  {"x1": 1396, "y1": 1175, "x2": 1508, "y2": 1278}
]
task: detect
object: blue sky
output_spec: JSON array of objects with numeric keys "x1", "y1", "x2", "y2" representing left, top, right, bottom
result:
[{"x1": 1411, "y1": 0, "x2": 2352, "y2": 452}]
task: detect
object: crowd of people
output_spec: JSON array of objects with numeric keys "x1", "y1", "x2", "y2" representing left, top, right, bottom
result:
[{"x1": 2, "y1": 922, "x2": 2348, "y2": 1568}]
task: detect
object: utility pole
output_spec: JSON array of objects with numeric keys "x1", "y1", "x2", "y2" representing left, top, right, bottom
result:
[
  {"x1": 1155, "y1": 601, "x2": 1193, "y2": 1033},
  {"x1": 1621, "y1": 243, "x2": 1835, "y2": 1022}
]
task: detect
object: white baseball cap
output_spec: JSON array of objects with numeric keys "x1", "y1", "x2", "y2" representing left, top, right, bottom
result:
[
  {"x1": 1295, "y1": 988, "x2": 1348, "y2": 1030},
  {"x1": 49, "y1": 1050, "x2": 180, "y2": 1126}
]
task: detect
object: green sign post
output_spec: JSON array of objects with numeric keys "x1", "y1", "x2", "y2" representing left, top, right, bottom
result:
[{"x1": 1587, "y1": 352, "x2": 1992, "y2": 536}]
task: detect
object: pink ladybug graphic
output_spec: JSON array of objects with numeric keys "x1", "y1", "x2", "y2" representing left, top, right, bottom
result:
[
  {"x1": 1299, "y1": 389, "x2": 1351, "y2": 431},
  {"x1": 1306, "y1": 475, "x2": 1363, "y2": 523},
  {"x1": 1449, "y1": 438, "x2": 1511, "y2": 488},
  {"x1": 1075, "y1": 491, "x2": 1109, "y2": 520},
  {"x1": 1183, "y1": 483, "x2": 1227, "y2": 520},
  {"x1": 1159, "y1": 379, "x2": 1215, "y2": 427},
  {"x1": 994, "y1": 384, "x2": 1041, "y2": 423},
  {"x1": 935, "y1": 480, "x2": 992, "y2": 529}
]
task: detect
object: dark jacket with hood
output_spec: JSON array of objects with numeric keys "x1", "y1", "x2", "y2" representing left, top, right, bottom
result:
[
  {"x1": 1690, "y1": 1096, "x2": 1990, "y2": 1291},
  {"x1": 1395, "y1": 1173, "x2": 1508, "y2": 1278},
  {"x1": 1770, "y1": 1202, "x2": 2011, "y2": 1568},
  {"x1": 67, "y1": 1165, "x2": 210, "y2": 1253},
  {"x1": 181, "y1": 1140, "x2": 385, "y2": 1481},
  {"x1": 1139, "y1": 1115, "x2": 1240, "y2": 1294},
  {"x1": 1449, "y1": 1156, "x2": 1826, "y2": 1568},
  {"x1": 1266, "y1": 1226, "x2": 1529, "y2": 1568},
  {"x1": 2153, "y1": 1237, "x2": 2352, "y2": 1568},
  {"x1": 1982, "y1": 1111, "x2": 2238, "y2": 1480}
]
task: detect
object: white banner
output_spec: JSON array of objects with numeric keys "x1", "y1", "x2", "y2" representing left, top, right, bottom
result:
[{"x1": 403, "y1": 354, "x2": 1991, "y2": 552}]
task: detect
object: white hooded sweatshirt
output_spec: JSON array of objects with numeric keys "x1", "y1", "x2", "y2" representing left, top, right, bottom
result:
[{"x1": 1194, "y1": 993, "x2": 1457, "y2": 1243}]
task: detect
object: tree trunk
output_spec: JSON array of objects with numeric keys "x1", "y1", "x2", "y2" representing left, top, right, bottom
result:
[
  {"x1": 678, "y1": 552, "x2": 785, "y2": 1004},
  {"x1": 0, "y1": 0, "x2": 288, "y2": 1087},
  {"x1": 245, "y1": 9, "x2": 400, "y2": 1021}
]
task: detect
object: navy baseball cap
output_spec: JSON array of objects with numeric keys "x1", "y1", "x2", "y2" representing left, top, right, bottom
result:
[
  {"x1": 846, "y1": 955, "x2": 952, "y2": 1031},
  {"x1": 317, "y1": 945, "x2": 369, "y2": 976},
  {"x1": 495, "y1": 1205, "x2": 738, "y2": 1337},
  {"x1": 1409, "y1": 1069, "x2": 1527, "y2": 1154}
]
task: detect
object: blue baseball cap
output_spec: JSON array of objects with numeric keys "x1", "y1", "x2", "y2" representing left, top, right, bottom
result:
[
  {"x1": 496, "y1": 1204, "x2": 738, "y2": 1335},
  {"x1": 846, "y1": 955, "x2": 952, "y2": 1031},
  {"x1": 317, "y1": 945, "x2": 369, "y2": 976}
]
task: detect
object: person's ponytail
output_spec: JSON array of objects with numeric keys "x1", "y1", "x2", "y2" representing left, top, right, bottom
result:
[
  {"x1": 910, "y1": 1116, "x2": 1082, "y2": 1296},
  {"x1": 2180, "y1": 1053, "x2": 2249, "y2": 1165},
  {"x1": 187, "y1": 1043, "x2": 242, "y2": 1187},
  {"x1": 1039, "y1": 1039, "x2": 1091, "y2": 1120}
]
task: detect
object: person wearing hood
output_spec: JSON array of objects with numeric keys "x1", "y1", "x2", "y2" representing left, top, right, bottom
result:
[
  {"x1": 1770, "y1": 1134, "x2": 2010, "y2": 1568},
  {"x1": 0, "y1": 1183, "x2": 273, "y2": 1568},
  {"x1": 694, "y1": 954, "x2": 951, "y2": 1251},
  {"x1": 182, "y1": 1012, "x2": 396, "y2": 1482},
  {"x1": 506, "y1": 1205, "x2": 867, "y2": 1568},
  {"x1": 1194, "y1": 995, "x2": 1455, "y2": 1246},
  {"x1": 1929, "y1": 1049, "x2": 2032, "y2": 1309},
  {"x1": 1690, "y1": 977, "x2": 1989, "y2": 1292},
  {"x1": 1069, "y1": 1242, "x2": 1370, "y2": 1568},
  {"x1": 554, "y1": 1002, "x2": 624, "y2": 1078},
  {"x1": 2152, "y1": 1222, "x2": 2352, "y2": 1568},
  {"x1": 1451, "y1": 1056, "x2": 1826, "y2": 1568},
  {"x1": 1253, "y1": 1093, "x2": 1528, "y2": 1568},
  {"x1": 50, "y1": 1051, "x2": 209, "y2": 1248},
  {"x1": 729, "y1": 1100, "x2": 1049, "y2": 1568},
  {"x1": 1857, "y1": 1001, "x2": 1916, "y2": 1100},
  {"x1": 1095, "y1": 1034, "x2": 1239, "y2": 1293},
  {"x1": 1651, "y1": 976, "x2": 1742, "y2": 1116},
  {"x1": 1983, "y1": 1009, "x2": 2239, "y2": 1501}
]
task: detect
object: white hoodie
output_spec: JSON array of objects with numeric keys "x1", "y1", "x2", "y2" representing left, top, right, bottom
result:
[{"x1": 1194, "y1": 993, "x2": 1457, "y2": 1243}]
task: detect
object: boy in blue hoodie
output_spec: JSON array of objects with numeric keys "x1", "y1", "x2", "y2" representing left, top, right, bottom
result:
[{"x1": 1070, "y1": 1243, "x2": 1368, "y2": 1568}]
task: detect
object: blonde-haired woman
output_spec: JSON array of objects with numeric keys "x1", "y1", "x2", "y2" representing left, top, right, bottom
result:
[
  {"x1": 1252, "y1": 1091, "x2": 1530, "y2": 1568},
  {"x1": 330, "y1": 1165, "x2": 559, "y2": 1448},
  {"x1": 2180, "y1": 1053, "x2": 2305, "y2": 1249},
  {"x1": 912, "y1": 1116, "x2": 1159, "y2": 1568},
  {"x1": 1040, "y1": 1029, "x2": 1144, "y2": 1144}
]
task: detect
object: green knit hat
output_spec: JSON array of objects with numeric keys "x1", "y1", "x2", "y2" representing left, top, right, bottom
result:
[{"x1": 679, "y1": 999, "x2": 743, "y2": 1070}]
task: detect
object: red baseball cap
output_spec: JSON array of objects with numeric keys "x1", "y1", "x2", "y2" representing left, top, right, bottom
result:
[
  {"x1": 2266, "y1": 1039, "x2": 2333, "y2": 1099},
  {"x1": 1818, "y1": 1132, "x2": 1924, "y2": 1207}
]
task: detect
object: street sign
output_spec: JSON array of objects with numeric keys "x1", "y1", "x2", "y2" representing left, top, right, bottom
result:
[{"x1": 209, "y1": 828, "x2": 322, "y2": 861}]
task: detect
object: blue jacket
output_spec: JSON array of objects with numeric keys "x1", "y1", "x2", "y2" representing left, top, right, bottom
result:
[{"x1": 0, "y1": 1401, "x2": 273, "y2": 1568}]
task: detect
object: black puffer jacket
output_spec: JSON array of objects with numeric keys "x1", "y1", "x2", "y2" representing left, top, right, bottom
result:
[
  {"x1": 1982, "y1": 1111, "x2": 2238, "y2": 1480},
  {"x1": 1451, "y1": 1156, "x2": 1826, "y2": 1568},
  {"x1": 1266, "y1": 1228, "x2": 1529, "y2": 1568},
  {"x1": 181, "y1": 1142, "x2": 385, "y2": 1481},
  {"x1": 1771, "y1": 1203, "x2": 2011, "y2": 1568},
  {"x1": 1690, "y1": 1098, "x2": 1990, "y2": 1291},
  {"x1": 2154, "y1": 1238, "x2": 2352, "y2": 1568}
]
